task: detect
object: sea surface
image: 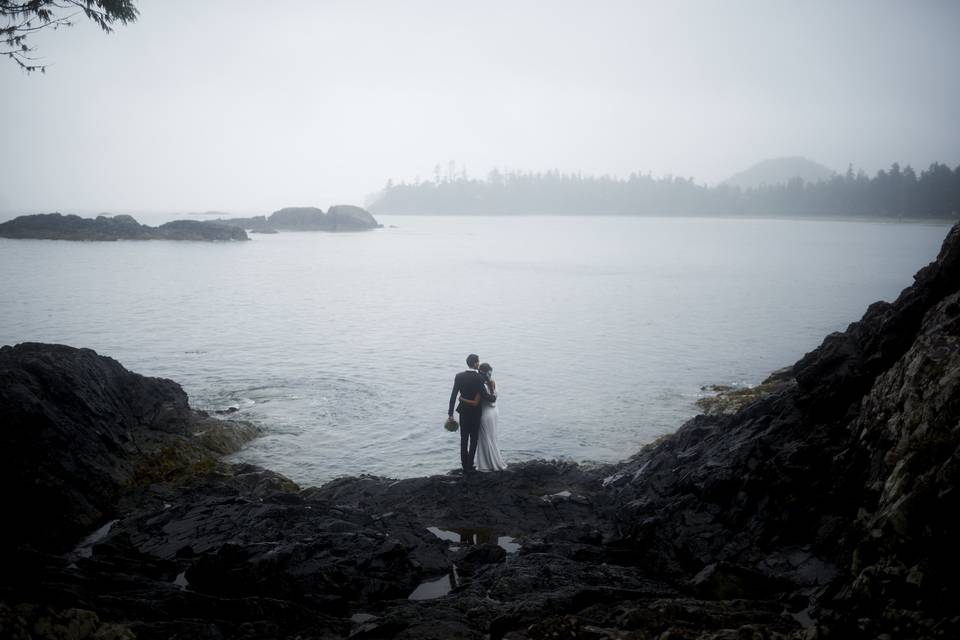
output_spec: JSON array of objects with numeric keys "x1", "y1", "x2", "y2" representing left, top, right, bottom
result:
[{"x1": 0, "y1": 215, "x2": 952, "y2": 485}]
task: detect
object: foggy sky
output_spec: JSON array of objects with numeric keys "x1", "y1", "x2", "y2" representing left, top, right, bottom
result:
[{"x1": 1, "y1": 0, "x2": 959, "y2": 216}]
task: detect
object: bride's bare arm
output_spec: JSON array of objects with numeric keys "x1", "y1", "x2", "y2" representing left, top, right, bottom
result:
[{"x1": 460, "y1": 392, "x2": 481, "y2": 407}]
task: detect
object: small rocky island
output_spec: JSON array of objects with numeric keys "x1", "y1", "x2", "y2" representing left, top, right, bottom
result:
[
  {"x1": 1, "y1": 223, "x2": 958, "y2": 639},
  {"x1": 217, "y1": 205, "x2": 382, "y2": 233},
  {"x1": 0, "y1": 213, "x2": 249, "y2": 242},
  {"x1": 0, "y1": 204, "x2": 381, "y2": 241}
]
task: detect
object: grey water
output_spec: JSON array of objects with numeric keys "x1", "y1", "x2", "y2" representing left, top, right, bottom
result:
[{"x1": 0, "y1": 216, "x2": 951, "y2": 486}]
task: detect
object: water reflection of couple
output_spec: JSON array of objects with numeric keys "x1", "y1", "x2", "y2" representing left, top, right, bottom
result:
[{"x1": 447, "y1": 354, "x2": 507, "y2": 473}]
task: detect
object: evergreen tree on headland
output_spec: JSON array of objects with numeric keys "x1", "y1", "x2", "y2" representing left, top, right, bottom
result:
[
  {"x1": 369, "y1": 162, "x2": 960, "y2": 219},
  {"x1": 1, "y1": 0, "x2": 138, "y2": 72}
]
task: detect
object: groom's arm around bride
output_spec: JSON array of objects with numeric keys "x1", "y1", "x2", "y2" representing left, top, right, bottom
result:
[{"x1": 448, "y1": 366, "x2": 496, "y2": 419}]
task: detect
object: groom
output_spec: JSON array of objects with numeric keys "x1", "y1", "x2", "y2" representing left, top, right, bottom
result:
[{"x1": 448, "y1": 353, "x2": 497, "y2": 472}]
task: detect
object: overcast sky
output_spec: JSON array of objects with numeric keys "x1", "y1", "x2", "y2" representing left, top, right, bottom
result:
[{"x1": 1, "y1": 0, "x2": 959, "y2": 216}]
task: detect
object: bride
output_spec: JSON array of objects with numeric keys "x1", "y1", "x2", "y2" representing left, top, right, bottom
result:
[{"x1": 462, "y1": 362, "x2": 507, "y2": 472}]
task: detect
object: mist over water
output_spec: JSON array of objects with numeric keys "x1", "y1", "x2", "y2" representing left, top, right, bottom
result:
[{"x1": 0, "y1": 216, "x2": 950, "y2": 485}]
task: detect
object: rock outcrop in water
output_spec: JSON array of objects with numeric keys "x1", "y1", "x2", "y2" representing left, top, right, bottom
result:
[
  {"x1": 0, "y1": 213, "x2": 249, "y2": 241},
  {"x1": 1, "y1": 223, "x2": 958, "y2": 639},
  {"x1": 218, "y1": 205, "x2": 381, "y2": 233},
  {"x1": 0, "y1": 344, "x2": 259, "y2": 552}
]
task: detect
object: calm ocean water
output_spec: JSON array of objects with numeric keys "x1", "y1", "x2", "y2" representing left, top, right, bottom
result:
[{"x1": 0, "y1": 216, "x2": 951, "y2": 485}]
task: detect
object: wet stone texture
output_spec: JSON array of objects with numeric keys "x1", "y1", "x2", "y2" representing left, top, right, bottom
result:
[{"x1": 2, "y1": 222, "x2": 960, "y2": 639}]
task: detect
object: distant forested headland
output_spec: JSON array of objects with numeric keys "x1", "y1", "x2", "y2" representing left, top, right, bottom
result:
[{"x1": 369, "y1": 162, "x2": 960, "y2": 219}]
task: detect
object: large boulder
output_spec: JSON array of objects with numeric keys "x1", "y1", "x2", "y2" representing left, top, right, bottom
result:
[
  {"x1": 0, "y1": 343, "x2": 257, "y2": 551},
  {"x1": 326, "y1": 204, "x2": 381, "y2": 231},
  {"x1": 267, "y1": 206, "x2": 330, "y2": 230},
  {"x1": 267, "y1": 205, "x2": 380, "y2": 231}
]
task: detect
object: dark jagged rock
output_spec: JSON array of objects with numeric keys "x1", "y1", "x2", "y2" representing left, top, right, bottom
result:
[
  {"x1": 0, "y1": 343, "x2": 258, "y2": 551},
  {"x1": 2, "y1": 222, "x2": 959, "y2": 639},
  {"x1": 0, "y1": 213, "x2": 249, "y2": 241},
  {"x1": 603, "y1": 223, "x2": 960, "y2": 638}
]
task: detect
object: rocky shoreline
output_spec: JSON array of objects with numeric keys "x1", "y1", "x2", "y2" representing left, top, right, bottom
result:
[{"x1": 1, "y1": 222, "x2": 958, "y2": 639}]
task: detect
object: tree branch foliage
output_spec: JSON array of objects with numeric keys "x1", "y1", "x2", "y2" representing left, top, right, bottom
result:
[
  {"x1": 1, "y1": 0, "x2": 137, "y2": 72},
  {"x1": 372, "y1": 162, "x2": 960, "y2": 219}
]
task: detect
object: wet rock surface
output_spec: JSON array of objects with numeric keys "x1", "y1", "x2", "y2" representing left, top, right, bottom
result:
[
  {"x1": 0, "y1": 213, "x2": 248, "y2": 241},
  {"x1": 2, "y1": 223, "x2": 958, "y2": 638}
]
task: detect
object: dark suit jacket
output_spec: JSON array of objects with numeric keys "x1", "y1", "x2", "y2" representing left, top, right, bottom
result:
[{"x1": 448, "y1": 369, "x2": 496, "y2": 416}]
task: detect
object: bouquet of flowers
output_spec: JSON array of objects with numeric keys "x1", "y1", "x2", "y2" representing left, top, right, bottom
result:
[{"x1": 444, "y1": 417, "x2": 459, "y2": 432}]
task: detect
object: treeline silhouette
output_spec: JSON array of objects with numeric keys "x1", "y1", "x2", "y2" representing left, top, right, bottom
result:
[{"x1": 369, "y1": 162, "x2": 960, "y2": 218}]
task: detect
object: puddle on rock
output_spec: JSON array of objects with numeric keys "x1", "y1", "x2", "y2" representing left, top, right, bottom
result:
[
  {"x1": 426, "y1": 526, "x2": 521, "y2": 554},
  {"x1": 408, "y1": 573, "x2": 454, "y2": 600},
  {"x1": 497, "y1": 536, "x2": 521, "y2": 553},
  {"x1": 351, "y1": 613, "x2": 377, "y2": 624},
  {"x1": 73, "y1": 520, "x2": 118, "y2": 559},
  {"x1": 173, "y1": 571, "x2": 190, "y2": 591}
]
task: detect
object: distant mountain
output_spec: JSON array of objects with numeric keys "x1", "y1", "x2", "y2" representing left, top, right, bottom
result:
[{"x1": 722, "y1": 157, "x2": 836, "y2": 189}]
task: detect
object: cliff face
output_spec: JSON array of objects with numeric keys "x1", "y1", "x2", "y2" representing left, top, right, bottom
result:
[
  {"x1": 603, "y1": 223, "x2": 960, "y2": 637},
  {"x1": 0, "y1": 224, "x2": 957, "y2": 639}
]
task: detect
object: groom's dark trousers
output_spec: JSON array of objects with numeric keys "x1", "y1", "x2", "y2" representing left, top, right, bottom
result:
[{"x1": 458, "y1": 405, "x2": 482, "y2": 471}]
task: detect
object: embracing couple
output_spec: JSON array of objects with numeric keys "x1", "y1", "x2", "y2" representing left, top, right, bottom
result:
[{"x1": 447, "y1": 354, "x2": 507, "y2": 473}]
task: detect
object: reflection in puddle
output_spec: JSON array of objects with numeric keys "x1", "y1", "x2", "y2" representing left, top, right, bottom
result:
[
  {"x1": 426, "y1": 526, "x2": 521, "y2": 553},
  {"x1": 426, "y1": 526, "x2": 459, "y2": 543},
  {"x1": 73, "y1": 520, "x2": 118, "y2": 559},
  {"x1": 351, "y1": 613, "x2": 377, "y2": 624},
  {"x1": 497, "y1": 536, "x2": 521, "y2": 553},
  {"x1": 173, "y1": 571, "x2": 190, "y2": 591},
  {"x1": 408, "y1": 573, "x2": 454, "y2": 600}
]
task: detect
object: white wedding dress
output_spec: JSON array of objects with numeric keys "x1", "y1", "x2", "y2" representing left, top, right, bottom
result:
[{"x1": 475, "y1": 382, "x2": 507, "y2": 472}]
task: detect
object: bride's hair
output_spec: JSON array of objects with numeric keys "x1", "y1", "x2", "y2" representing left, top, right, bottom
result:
[{"x1": 479, "y1": 362, "x2": 493, "y2": 377}]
